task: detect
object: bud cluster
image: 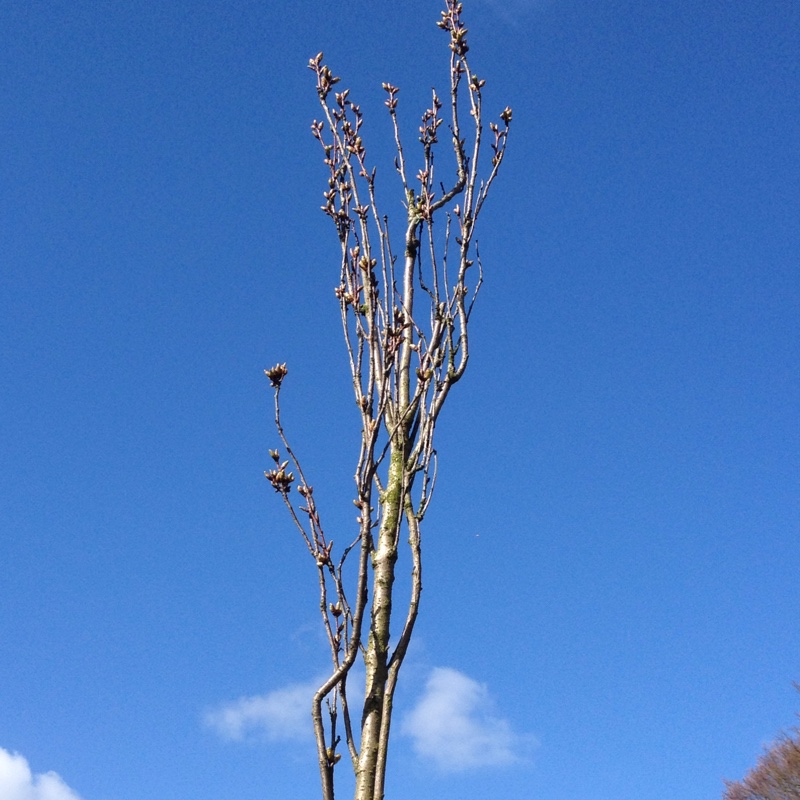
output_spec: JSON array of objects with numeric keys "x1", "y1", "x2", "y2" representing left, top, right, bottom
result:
[
  {"x1": 419, "y1": 91, "x2": 443, "y2": 149},
  {"x1": 265, "y1": 449, "x2": 295, "y2": 494},
  {"x1": 265, "y1": 363, "x2": 288, "y2": 388},
  {"x1": 489, "y1": 107, "x2": 512, "y2": 167},
  {"x1": 437, "y1": 0, "x2": 469, "y2": 56},
  {"x1": 308, "y1": 51, "x2": 340, "y2": 100}
]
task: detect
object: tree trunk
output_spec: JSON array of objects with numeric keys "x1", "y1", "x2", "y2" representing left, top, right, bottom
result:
[{"x1": 354, "y1": 443, "x2": 405, "y2": 800}]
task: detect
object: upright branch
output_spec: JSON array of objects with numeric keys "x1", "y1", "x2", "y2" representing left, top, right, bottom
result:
[{"x1": 265, "y1": 3, "x2": 510, "y2": 799}]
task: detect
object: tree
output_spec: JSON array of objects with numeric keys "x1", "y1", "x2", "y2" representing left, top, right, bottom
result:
[
  {"x1": 724, "y1": 691, "x2": 800, "y2": 800},
  {"x1": 264, "y1": 3, "x2": 511, "y2": 799}
]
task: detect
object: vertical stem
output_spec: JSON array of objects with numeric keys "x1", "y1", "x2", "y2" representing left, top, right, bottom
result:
[
  {"x1": 313, "y1": 694, "x2": 335, "y2": 800},
  {"x1": 372, "y1": 497, "x2": 422, "y2": 800},
  {"x1": 398, "y1": 216, "x2": 420, "y2": 411},
  {"x1": 354, "y1": 441, "x2": 405, "y2": 800}
]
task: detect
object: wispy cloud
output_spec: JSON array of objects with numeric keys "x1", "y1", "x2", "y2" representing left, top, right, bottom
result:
[
  {"x1": 0, "y1": 748, "x2": 83, "y2": 800},
  {"x1": 401, "y1": 667, "x2": 534, "y2": 772},
  {"x1": 204, "y1": 680, "x2": 318, "y2": 742},
  {"x1": 205, "y1": 666, "x2": 532, "y2": 773}
]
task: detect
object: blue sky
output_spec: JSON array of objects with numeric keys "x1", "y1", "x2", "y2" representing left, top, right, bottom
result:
[{"x1": 1, "y1": 0, "x2": 798, "y2": 798}]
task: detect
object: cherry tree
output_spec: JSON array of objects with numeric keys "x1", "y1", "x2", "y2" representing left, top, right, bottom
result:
[{"x1": 265, "y1": 3, "x2": 511, "y2": 798}]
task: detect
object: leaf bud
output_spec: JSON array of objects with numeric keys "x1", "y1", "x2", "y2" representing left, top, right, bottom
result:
[{"x1": 265, "y1": 363, "x2": 288, "y2": 388}]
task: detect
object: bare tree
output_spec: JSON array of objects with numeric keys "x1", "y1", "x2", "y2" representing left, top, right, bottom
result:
[
  {"x1": 724, "y1": 689, "x2": 800, "y2": 800},
  {"x1": 264, "y1": 3, "x2": 511, "y2": 799}
]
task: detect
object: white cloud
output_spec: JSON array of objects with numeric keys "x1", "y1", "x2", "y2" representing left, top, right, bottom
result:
[
  {"x1": 401, "y1": 667, "x2": 534, "y2": 772},
  {"x1": 204, "y1": 680, "x2": 317, "y2": 742},
  {"x1": 0, "y1": 748, "x2": 83, "y2": 800}
]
